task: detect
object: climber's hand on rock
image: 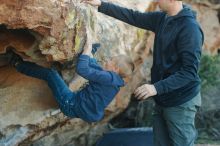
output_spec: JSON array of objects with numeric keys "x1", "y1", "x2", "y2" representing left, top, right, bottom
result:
[
  {"x1": 134, "y1": 84, "x2": 157, "y2": 100},
  {"x1": 81, "y1": 0, "x2": 102, "y2": 7}
]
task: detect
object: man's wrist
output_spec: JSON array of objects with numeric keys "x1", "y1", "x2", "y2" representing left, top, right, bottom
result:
[
  {"x1": 151, "y1": 85, "x2": 157, "y2": 96},
  {"x1": 97, "y1": 0, "x2": 102, "y2": 7},
  {"x1": 98, "y1": 1, "x2": 109, "y2": 12},
  {"x1": 82, "y1": 50, "x2": 91, "y2": 55}
]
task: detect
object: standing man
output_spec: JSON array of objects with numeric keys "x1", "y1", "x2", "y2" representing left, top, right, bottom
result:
[{"x1": 82, "y1": 0, "x2": 204, "y2": 145}]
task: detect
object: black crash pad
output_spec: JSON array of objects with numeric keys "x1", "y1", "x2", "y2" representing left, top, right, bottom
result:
[{"x1": 96, "y1": 127, "x2": 153, "y2": 146}]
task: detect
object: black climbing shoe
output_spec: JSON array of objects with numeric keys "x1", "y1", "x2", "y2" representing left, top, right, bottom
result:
[
  {"x1": 0, "y1": 51, "x2": 11, "y2": 67},
  {"x1": 6, "y1": 49, "x2": 23, "y2": 67}
]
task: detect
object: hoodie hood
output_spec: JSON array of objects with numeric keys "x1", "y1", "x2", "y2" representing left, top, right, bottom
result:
[{"x1": 172, "y1": 4, "x2": 197, "y2": 20}]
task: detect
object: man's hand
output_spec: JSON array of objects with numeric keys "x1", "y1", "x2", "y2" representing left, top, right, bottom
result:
[
  {"x1": 134, "y1": 84, "x2": 157, "y2": 100},
  {"x1": 81, "y1": 0, "x2": 102, "y2": 7}
]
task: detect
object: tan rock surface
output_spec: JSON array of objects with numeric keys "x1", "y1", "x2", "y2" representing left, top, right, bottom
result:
[
  {"x1": 0, "y1": 0, "x2": 219, "y2": 145},
  {"x1": 191, "y1": 2, "x2": 220, "y2": 54},
  {"x1": 0, "y1": 66, "x2": 58, "y2": 129},
  {"x1": 0, "y1": 0, "x2": 153, "y2": 145}
]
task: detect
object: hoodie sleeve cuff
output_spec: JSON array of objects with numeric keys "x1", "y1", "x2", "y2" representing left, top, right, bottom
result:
[
  {"x1": 79, "y1": 54, "x2": 90, "y2": 61},
  {"x1": 153, "y1": 82, "x2": 164, "y2": 95},
  {"x1": 98, "y1": 1, "x2": 109, "y2": 13}
]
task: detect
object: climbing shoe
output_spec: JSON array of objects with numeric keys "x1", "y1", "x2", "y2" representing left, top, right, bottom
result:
[{"x1": 6, "y1": 49, "x2": 23, "y2": 67}]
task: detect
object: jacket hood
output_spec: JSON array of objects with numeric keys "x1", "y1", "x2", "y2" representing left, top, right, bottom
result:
[{"x1": 172, "y1": 4, "x2": 197, "y2": 20}]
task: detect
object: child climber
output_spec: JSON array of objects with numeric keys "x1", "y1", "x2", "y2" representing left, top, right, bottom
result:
[{"x1": 0, "y1": 37, "x2": 134, "y2": 122}]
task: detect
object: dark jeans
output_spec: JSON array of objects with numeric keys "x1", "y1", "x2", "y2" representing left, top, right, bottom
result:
[{"x1": 15, "y1": 61, "x2": 77, "y2": 117}]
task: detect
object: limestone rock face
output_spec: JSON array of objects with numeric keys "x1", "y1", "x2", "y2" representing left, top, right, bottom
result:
[
  {"x1": 190, "y1": 2, "x2": 220, "y2": 54},
  {"x1": 0, "y1": 0, "x2": 153, "y2": 145},
  {"x1": 0, "y1": 0, "x2": 88, "y2": 61},
  {"x1": 0, "y1": 0, "x2": 219, "y2": 145}
]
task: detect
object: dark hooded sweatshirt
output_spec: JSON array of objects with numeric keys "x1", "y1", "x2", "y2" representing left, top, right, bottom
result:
[{"x1": 98, "y1": 2, "x2": 204, "y2": 107}]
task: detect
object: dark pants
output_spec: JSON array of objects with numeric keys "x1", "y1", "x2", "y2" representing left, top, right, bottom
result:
[
  {"x1": 15, "y1": 61, "x2": 77, "y2": 117},
  {"x1": 153, "y1": 93, "x2": 201, "y2": 146}
]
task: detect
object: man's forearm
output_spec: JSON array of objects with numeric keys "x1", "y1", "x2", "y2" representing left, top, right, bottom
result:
[
  {"x1": 98, "y1": 1, "x2": 161, "y2": 32},
  {"x1": 98, "y1": 1, "x2": 139, "y2": 26}
]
